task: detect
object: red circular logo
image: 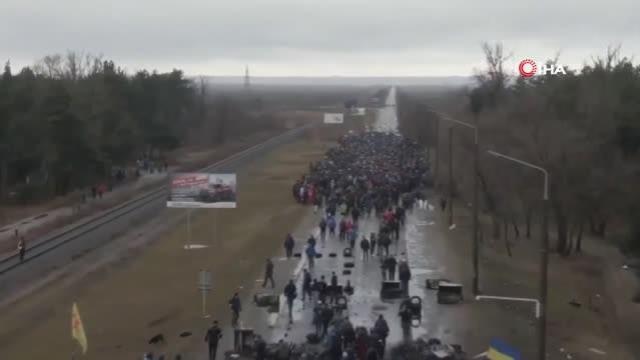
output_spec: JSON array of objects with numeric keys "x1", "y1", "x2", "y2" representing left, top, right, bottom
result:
[{"x1": 518, "y1": 59, "x2": 537, "y2": 78}]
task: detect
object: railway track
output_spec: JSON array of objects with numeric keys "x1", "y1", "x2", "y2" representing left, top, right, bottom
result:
[{"x1": 0, "y1": 125, "x2": 310, "y2": 276}]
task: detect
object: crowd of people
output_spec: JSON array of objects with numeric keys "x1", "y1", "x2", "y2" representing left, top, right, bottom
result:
[
  {"x1": 293, "y1": 132, "x2": 429, "y2": 216},
  {"x1": 201, "y1": 132, "x2": 433, "y2": 360},
  {"x1": 262, "y1": 132, "x2": 428, "y2": 359}
]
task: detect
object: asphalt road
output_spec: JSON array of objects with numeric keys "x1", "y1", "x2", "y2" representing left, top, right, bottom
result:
[{"x1": 0, "y1": 126, "x2": 310, "y2": 303}]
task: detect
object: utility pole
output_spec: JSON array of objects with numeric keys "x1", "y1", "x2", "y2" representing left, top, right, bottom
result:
[
  {"x1": 448, "y1": 126, "x2": 454, "y2": 226},
  {"x1": 472, "y1": 129, "x2": 480, "y2": 295},
  {"x1": 434, "y1": 117, "x2": 440, "y2": 188},
  {"x1": 244, "y1": 65, "x2": 250, "y2": 91},
  {"x1": 540, "y1": 191, "x2": 549, "y2": 360}
]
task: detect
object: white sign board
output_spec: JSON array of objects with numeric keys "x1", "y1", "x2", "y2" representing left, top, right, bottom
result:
[
  {"x1": 167, "y1": 173, "x2": 237, "y2": 208},
  {"x1": 324, "y1": 113, "x2": 344, "y2": 124},
  {"x1": 351, "y1": 107, "x2": 366, "y2": 116},
  {"x1": 198, "y1": 270, "x2": 212, "y2": 291}
]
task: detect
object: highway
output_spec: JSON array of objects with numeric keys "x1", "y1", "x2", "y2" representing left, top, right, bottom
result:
[{"x1": 0, "y1": 125, "x2": 310, "y2": 302}]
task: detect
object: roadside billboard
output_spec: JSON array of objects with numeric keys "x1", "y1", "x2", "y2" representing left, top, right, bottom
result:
[
  {"x1": 324, "y1": 113, "x2": 344, "y2": 124},
  {"x1": 167, "y1": 173, "x2": 237, "y2": 208},
  {"x1": 351, "y1": 107, "x2": 366, "y2": 116}
]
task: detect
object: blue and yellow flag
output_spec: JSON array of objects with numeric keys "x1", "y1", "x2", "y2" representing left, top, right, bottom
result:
[
  {"x1": 487, "y1": 339, "x2": 520, "y2": 360},
  {"x1": 71, "y1": 302, "x2": 88, "y2": 355}
]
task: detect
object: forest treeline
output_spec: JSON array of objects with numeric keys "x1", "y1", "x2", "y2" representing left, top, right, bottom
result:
[
  {"x1": 398, "y1": 45, "x2": 640, "y2": 255},
  {"x1": 0, "y1": 52, "x2": 275, "y2": 203}
]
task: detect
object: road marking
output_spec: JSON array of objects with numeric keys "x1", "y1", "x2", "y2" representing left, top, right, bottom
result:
[{"x1": 183, "y1": 244, "x2": 208, "y2": 249}]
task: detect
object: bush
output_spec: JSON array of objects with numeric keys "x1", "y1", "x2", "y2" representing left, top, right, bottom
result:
[{"x1": 9, "y1": 183, "x2": 49, "y2": 204}]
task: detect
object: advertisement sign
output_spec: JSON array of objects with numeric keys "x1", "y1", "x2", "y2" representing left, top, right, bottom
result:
[
  {"x1": 167, "y1": 173, "x2": 237, "y2": 208},
  {"x1": 324, "y1": 113, "x2": 344, "y2": 124},
  {"x1": 351, "y1": 107, "x2": 366, "y2": 116}
]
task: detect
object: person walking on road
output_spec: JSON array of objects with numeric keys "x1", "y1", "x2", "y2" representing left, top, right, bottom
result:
[
  {"x1": 319, "y1": 217, "x2": 327, "y2": 242},
  {"x1": 385, "y1": 256, "x2": 397, "y2": 280},
  {"x1": 321, "y1": 302, "x2": 333, "y2": 337},
  {"x1": 284, "y1": 233, "x2": 295, "y2": 258},
  {"x1": 373, "y1": 315, "x2": 389, "y2": 355},
  {"x1": 391, "y1": 217, "x2": 400, "y2": 241},
  {"x1": 306, "y1": 244, "x2": 316, "y2": 269},
  {"x1": 318, "y1": 276, "x2": 328, "y2": 303},
  {"x1": 370, "y1": 233, "x2": 377, "y2": 256},
  {"x1": 339, "y1": 218, "x2": 347, "y2": 241},
  {"x1": 349, "y1": 228, "x2": 358, "y2": 250},
  {"x1": 313, "y1": 302, "x2": 324, "y2": 336},
  {"x1": 379, "y1": 232, "x2": 391, "y2": 256},
  {"x1": 395, "y1": 206, "x2": 405, "y2": 226},
  {"x1": 228, "y1": 293, "x2": 241, "y2": 327},
  {"x1": 284, "y1": 280, "x2": 298, "y2": 323},
  {"x1": 328, "y1": 215, "x2": 336, "y2": 237},
  {"x1": 360, "y1": 236, "x2": 370, "y2": 261},
  {"x1": 398, "y1": 260, "x2": 412, "y2": 296},
  {"x1": 302, "y1": 269, "x2": 313, "y2": 302},
  {"x1": 398, "y1": 300, "x2": 413, "y2": 342},
  {"x1": 204, "y1": 320, "x2": 222, "y2": 360},
  {"x1": 329, "y1": 272, "x2": 339, "y2": 304},
  {"x1": 352, "y1": 207, "x2": 360, "y2": 224},
  {"x1": 17, "y1": 237, "x2": 26, "y2": 262},
  {"x1": 262, "y1": 258, "x2": 275, "y2": 288},
  {"x1": 307, "y1": 234, "x2": 317, "y2": 250}
]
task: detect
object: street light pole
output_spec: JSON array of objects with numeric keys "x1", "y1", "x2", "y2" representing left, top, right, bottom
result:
[
  {"x1": 487, "y1": 150, "x2": 549, "y2": 360},
  {"x1": 472, "y1": 132, "x2": 480, "y2": 295},
  {"x1": 423, "y1": 108, "x2": 480, "y2": 294},
  {"x1": 448, "y1": 127, "x2": 454, "y2": 226},
  {"x1": 434, "y1": 117, "x2": 440, "y2": 189},
  {"x1": 540, "y1": 189, "x2": 549, "y2": 360}
]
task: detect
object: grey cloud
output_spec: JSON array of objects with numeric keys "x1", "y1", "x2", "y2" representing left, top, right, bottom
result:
[{"x1": 1, "y1": 0, "x2": 638, "y2": 75}]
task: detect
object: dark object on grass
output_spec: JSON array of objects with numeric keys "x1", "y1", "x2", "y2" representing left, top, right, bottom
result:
[
  {"x1": 569, "y1": 299, "x2": 582, "y2": 308},
  {"x1": 148, "y1": 333, "x2": 166, "y2": 345},
  {"x1": 179, "y1": 331, "x2": 191, "y2": 338}
]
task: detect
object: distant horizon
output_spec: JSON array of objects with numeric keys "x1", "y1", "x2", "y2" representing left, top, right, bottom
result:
[
  {"x1": 193, "y1": 75, "x2": 475, "y2": 87},
  {"x1": 195, "y1": 75, "x2": 473, "y2": 78}
]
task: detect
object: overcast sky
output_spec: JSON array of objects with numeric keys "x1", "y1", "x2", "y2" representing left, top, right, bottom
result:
[{"x1": 2, "y1": 0, "x2": 639, "y2": 77}]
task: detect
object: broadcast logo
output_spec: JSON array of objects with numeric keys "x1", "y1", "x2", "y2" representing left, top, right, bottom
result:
[{"x1": 518, "y1": 59, "x2": 566, "y2": 78}]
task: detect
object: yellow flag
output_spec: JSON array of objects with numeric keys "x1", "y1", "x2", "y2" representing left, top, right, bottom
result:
[{"x1": 71, "y1": 302, "x2": 88, "y2": 354}]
